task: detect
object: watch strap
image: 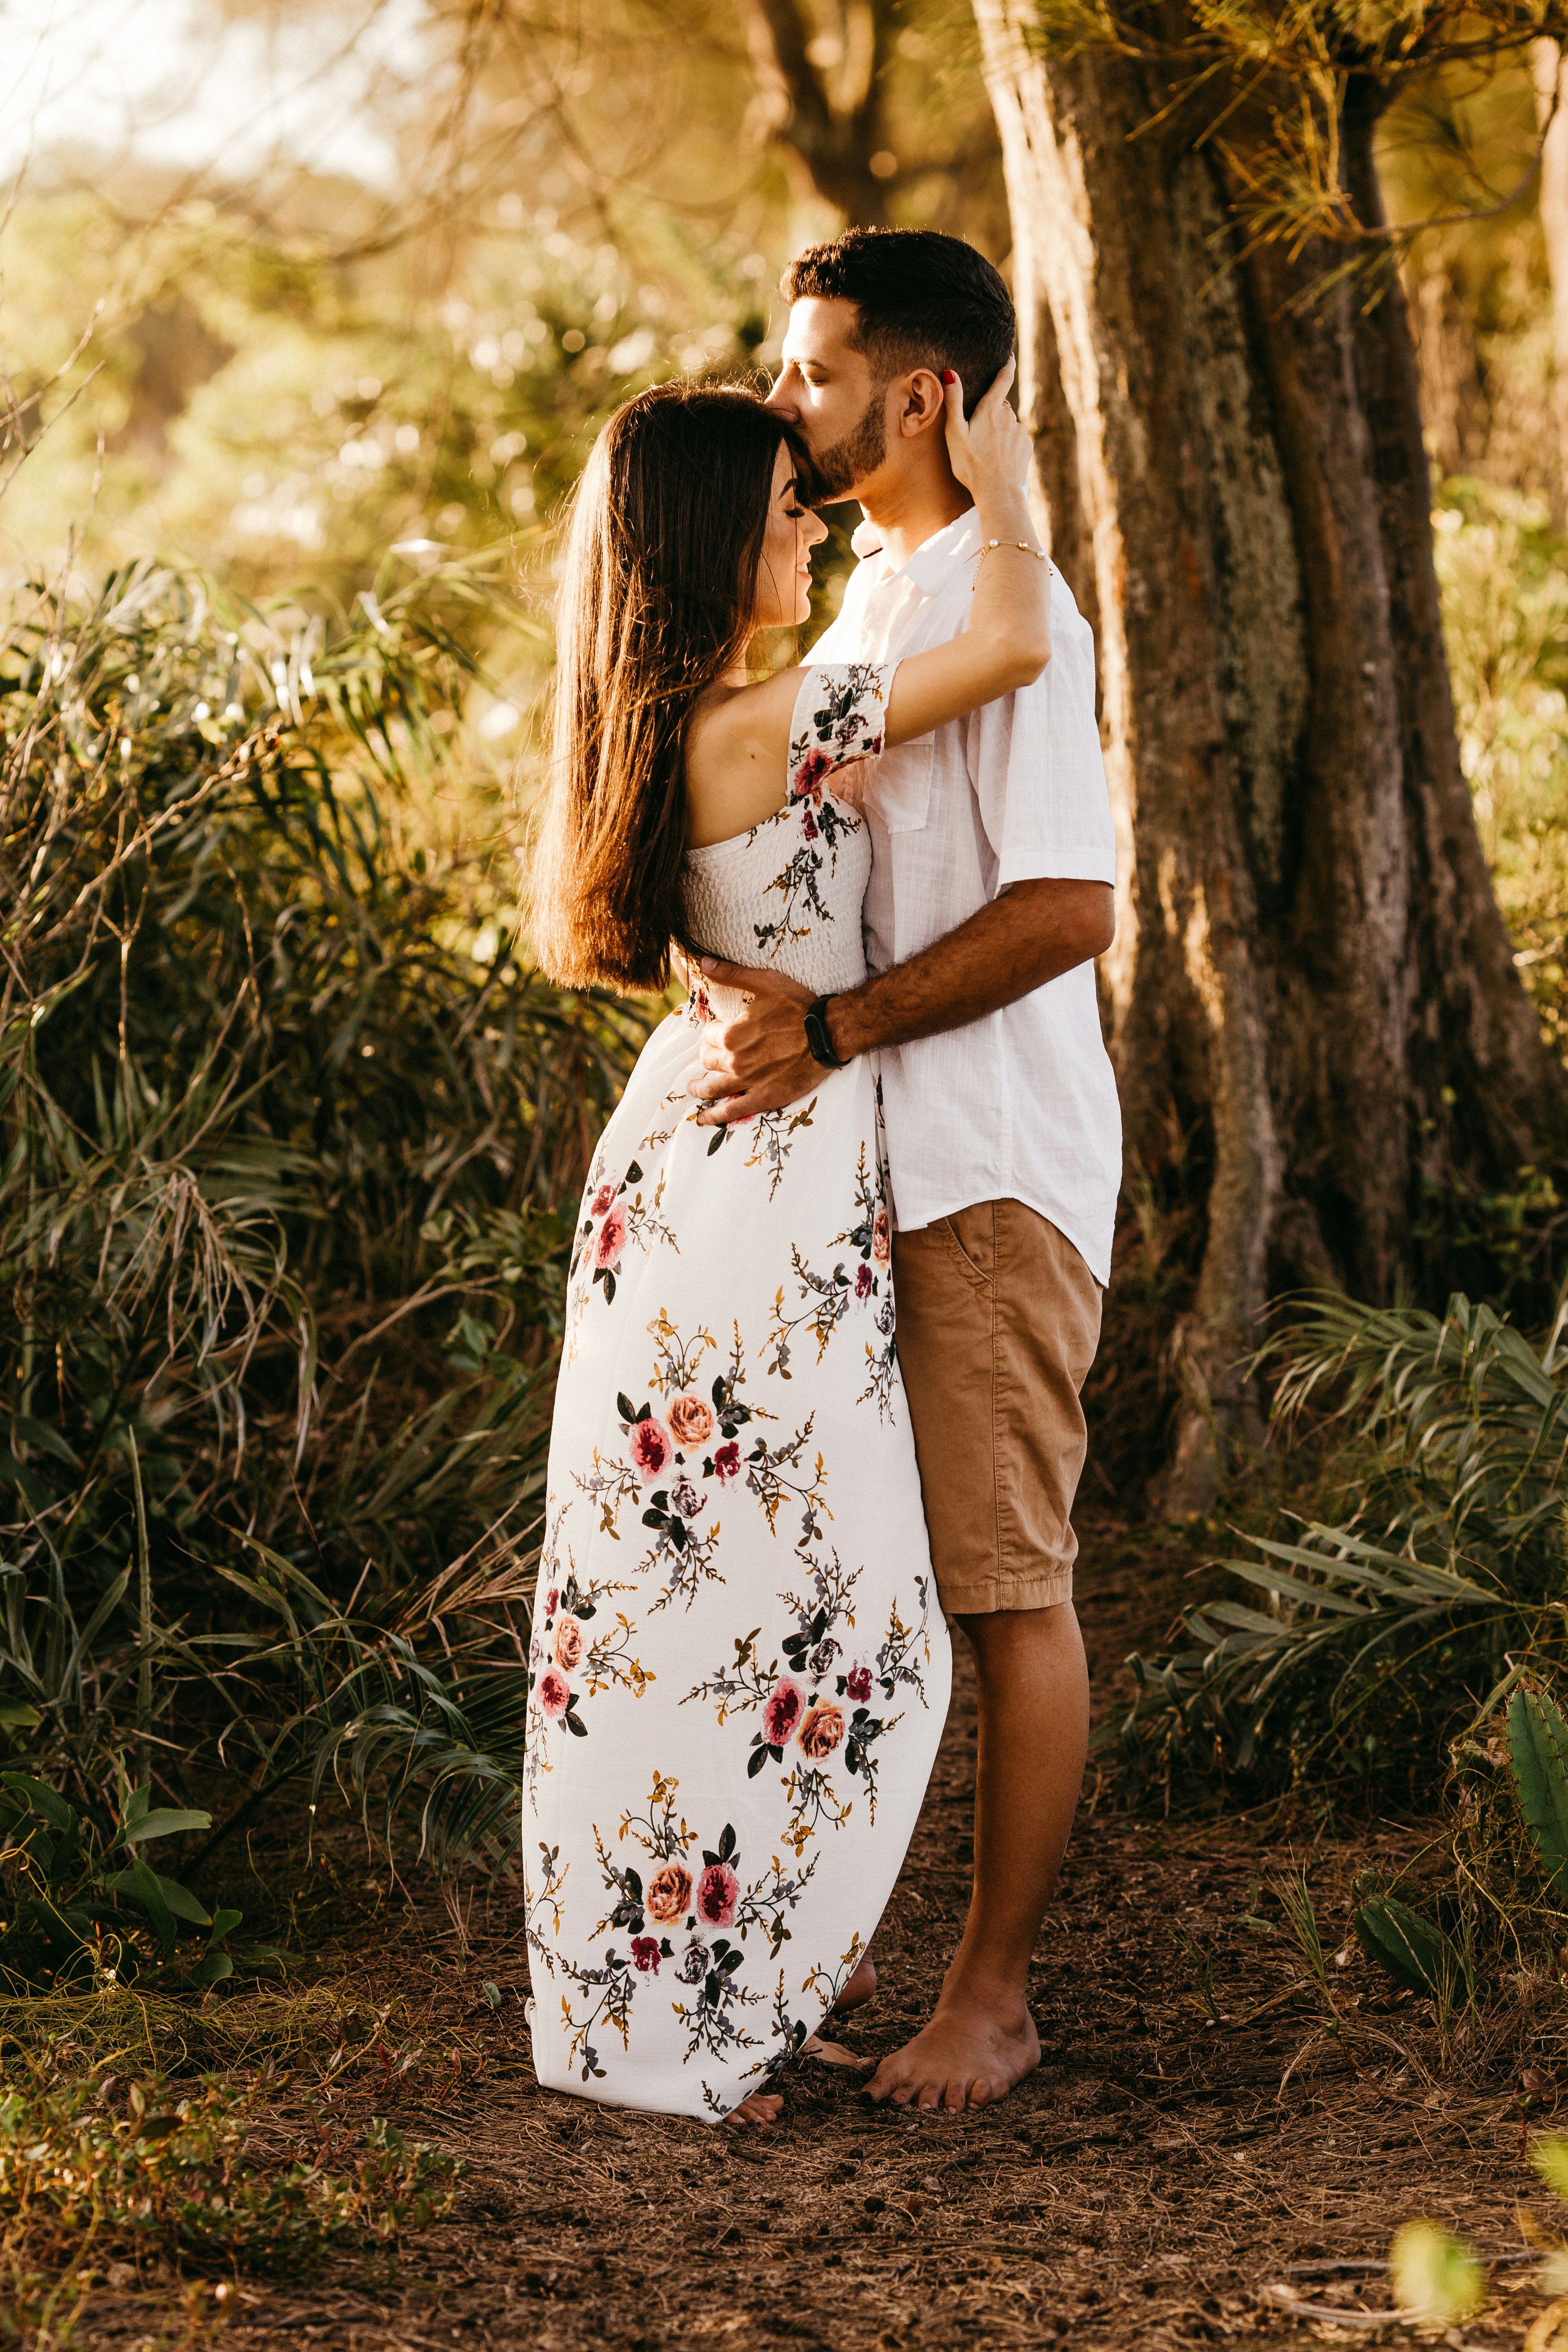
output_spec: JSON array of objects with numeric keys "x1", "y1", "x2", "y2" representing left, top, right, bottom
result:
[{"x1": 804, "y1": 995, "x2": 848, "y2": 1070}]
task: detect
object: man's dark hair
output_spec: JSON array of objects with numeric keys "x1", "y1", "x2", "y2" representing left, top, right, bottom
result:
[{"x1": 782, "y1": 228, "x2": 1015, "y2": 415}]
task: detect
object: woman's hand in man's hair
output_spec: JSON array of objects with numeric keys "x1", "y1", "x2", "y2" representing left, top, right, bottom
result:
[{"x1": 940, "y1": 353, "x2": 1030, "y2": 501}]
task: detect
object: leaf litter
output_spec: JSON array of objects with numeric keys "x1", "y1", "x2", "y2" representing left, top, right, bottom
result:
[{"x1": 51, "y1": 1515, "x2": 1568, "y2": 2351}]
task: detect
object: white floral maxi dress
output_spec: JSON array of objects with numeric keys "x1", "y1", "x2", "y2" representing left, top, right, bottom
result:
[{"x1": 524, "y1": 663, "x2": 952, "y2": 2121}]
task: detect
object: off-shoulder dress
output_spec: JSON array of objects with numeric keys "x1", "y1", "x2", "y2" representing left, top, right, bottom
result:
[{"x1": 524, "y1": 662, "x2": 951, "y2": 2121}]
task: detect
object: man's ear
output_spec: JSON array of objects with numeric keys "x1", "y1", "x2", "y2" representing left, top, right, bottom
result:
[{"x1": 897, "y1": 367, "x2": 948, "y2": 438}]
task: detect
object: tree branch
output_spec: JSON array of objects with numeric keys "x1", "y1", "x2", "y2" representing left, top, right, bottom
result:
[{"x1": 743, "y1": 0, "x2": 896, "y2": 224}]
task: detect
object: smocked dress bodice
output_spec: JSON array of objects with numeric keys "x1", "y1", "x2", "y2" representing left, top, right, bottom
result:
[{"x1": 682, "y1": 801, "x2": 870, "y2": 999}]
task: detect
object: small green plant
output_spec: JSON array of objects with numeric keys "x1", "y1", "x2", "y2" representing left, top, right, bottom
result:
[
  {"x1": 1508, "y1": 1686, "x2": 1568, "y2": 1896},
  {"x1": 0, "y1": 1775, "x2": 245, "y2": 1994},
  {"x1": 1517, "y1": 2139, "x2": 1568, "y2": 2294},
  {"x1": 1346, "y1": 1684, "x2": 1568, "y2": 2019},
  {"x1": 1351, "y1": 1887, "x2": 1467, "y2": 2001}
]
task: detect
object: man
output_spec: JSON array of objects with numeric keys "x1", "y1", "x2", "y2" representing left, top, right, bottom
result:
[{"x1": 688, "y1": 228, "x2": 1121, "y2": 2113}]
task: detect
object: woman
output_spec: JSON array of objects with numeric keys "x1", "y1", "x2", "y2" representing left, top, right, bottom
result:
[{"x1": 525, "y1": 360, "x2": 1049, "y2": 2124}]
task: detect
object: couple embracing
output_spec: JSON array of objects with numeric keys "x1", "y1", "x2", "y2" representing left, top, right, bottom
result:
[{"x1": 523, "y1": 228, "x2": 1120, "y2": 2126}]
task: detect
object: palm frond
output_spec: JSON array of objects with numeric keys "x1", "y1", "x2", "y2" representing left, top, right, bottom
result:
[{"x1": 1103, "y1": 1290, "x2": 1568, "y2": 1795}]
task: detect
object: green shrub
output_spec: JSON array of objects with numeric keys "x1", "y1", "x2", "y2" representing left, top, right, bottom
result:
[
  {"x1": 1100, "y1": 1289, "x2": 1568, "y2": 1800},
  {"x1": 0, "y1": 555, "x2": 648, "y2": 1894}
]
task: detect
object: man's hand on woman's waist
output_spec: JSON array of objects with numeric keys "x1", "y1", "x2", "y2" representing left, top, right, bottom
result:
[{"x1": 687, "y1": 878, "x2": 1114, "y2": 1128}]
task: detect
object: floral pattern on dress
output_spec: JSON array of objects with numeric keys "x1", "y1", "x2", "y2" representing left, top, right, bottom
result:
[
  {"x1": 682, "y1": 1549, "x2": 938, "y2": 1855},
  {"x1": 750, "y1": 666, "x2": 886, "y2": 960},
  {"x1": 557, "y1": 1773, "x2": 819, "y2": 2086},
  {"x1": 525, "y1": 665, "x2": 951, "y2": 2121},
  {"x1": 786, "y1": 662, "x2": 890, "y2": 808},
  {"x1": 764, "y1": 1143, "x2": 897, "y2": 1415},
  {"x1": 563, "y1": 1148, "x2": 679, "y2": 1366}
]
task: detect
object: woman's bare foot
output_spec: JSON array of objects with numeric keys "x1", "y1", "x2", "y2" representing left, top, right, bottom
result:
[
  {"x1": 865, "y1": 1989, "x2": 1039, "y2": 2112},
  {"x1": 729, "y1": 1959, "x2": 881, "y2": 2115},
  {"x1": 803, "y1": 2032, "x2": 873, "y2": 2070},
  {"x1": 730, "y1": 2091, "x2": 783, "y2": 2125},
  {"x1": 828, "y1": 1954, "x2": 877, "y2": 2019}
]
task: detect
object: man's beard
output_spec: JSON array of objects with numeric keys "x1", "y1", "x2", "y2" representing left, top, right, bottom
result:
[{"x1": 804, "y1": 388, "x2": 886, "y2": 503}]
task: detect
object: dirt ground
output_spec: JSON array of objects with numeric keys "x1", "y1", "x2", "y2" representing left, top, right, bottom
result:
[{"x1": 77, "y1": 1519, "x2": 1568, "y2": 2349}]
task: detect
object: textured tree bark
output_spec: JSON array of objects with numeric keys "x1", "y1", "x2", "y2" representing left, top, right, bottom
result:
[{"x1": 974, "y1": 1, "x2": 1568, "y2": 1508}]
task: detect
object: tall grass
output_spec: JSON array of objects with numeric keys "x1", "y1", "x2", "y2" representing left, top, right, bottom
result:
[{"x1": 0, "y1": 553, "x2": 648, "y2": 1968}]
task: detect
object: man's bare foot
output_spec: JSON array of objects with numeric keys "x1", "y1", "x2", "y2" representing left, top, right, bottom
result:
[
  {"x1": 730, "y1": 2092, "x2": 783, "y2": 2125},
  {"x1": 828, "y1": 1955, "x2": 877, "y2": 2019},
  {"x1": 865, "y1": 1992, "x2": 1040, "y2": 2112}
]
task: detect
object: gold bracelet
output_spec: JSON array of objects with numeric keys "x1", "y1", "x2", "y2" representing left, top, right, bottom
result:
[{"x1": 979, "y1": 537, "x2": 1051, "y2": 570}]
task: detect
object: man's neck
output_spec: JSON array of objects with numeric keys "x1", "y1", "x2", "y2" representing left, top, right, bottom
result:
[{"x1": 856, "y1": 469, "x2": 973, "y2": 574}]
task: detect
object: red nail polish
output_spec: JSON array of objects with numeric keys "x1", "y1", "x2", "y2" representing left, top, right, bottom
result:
[{"x1": 942, "y1": 370, "x2": 957, "y2": 385}]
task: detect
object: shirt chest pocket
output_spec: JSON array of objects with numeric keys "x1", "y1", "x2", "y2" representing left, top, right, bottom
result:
[{"x1": 864, "y1": 733, "x2": 933, "y2": 834}]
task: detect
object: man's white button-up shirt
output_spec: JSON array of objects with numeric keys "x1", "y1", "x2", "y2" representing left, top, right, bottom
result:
[{"x1": 810, "y1": 507, "x2": 1122, "y2": 1286}]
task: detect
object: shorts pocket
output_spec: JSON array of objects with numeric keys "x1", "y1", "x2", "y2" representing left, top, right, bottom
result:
[
  {"x1": 937, "y1": 1208, "x2": 995, "y2": 1288},
  {"x1": 865, "y1": 734, "x2": 933, "y2": 833}
]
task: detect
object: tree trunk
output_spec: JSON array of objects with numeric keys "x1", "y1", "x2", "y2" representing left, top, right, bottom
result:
[
  {"x1": 1535, "y1": 39, "x2": 1568, "y2": 516},
  {"x1": 974, "y1": 1, "x2": 1568, "y2": 1509},
  {"x1": 1407, "y1": 259, "x2": 1488, "y2": 483}
]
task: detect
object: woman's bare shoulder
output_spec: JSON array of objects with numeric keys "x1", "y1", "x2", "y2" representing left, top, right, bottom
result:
[{"x1": 683, "y1": 667, "x2": 807, "y2": 850}]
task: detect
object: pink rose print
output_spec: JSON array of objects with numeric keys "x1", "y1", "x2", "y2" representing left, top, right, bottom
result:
[
  {"x1": 712, "y1": 1440, "x2": 741, "y2": 1482},
  {"x1": 762, "y1": 1679, "x2": 804, "y2": 1746},
  {"x1": 846, "y1": 1665, "x2": 872, "y2": 1703},
  {"x1": 544, "y1": 1587, "x2": 559, "y2": 1618},
  {"x1": 645, "y1": 1862, "x2": 693, "y2": 1923},
  {"x1": 792, "y1": 747, "x2": 832, "y2": 799},
  {"x1": 631, "y1": 1935, "x2": 661, "y2": 1974},
  {"x1": 553, "y1": 1618, "x2": 583, "y2": 1672},
  {"x1": 696, "y1": 1863, "x2": 739, "y2": 1928},
  {"x1": 855, "y1": 1263, "x2": 872, "y2": 1299},
  {"x1": 797, "y1": 1702, "x2": 845, "y2": 1760},
  {"x1": 629, "y1": 1417, "x2": 673, "y2": 1483},
  {"x1": 872, "y1": 1206, "x2": 891, "y2": 1265},
  {"x1": 537, "y1": 1667, "x2": 570, "y2": 1719},
  {"x1": 666, "y1": 1393, "x2": 714, "y2": 1447},
  {"x1": 590, "y1": 1184, "x2": 616, "y2": 1217},
  {"x1": 594, "y1": 1205, "x2": 628, "y2": 1272}
]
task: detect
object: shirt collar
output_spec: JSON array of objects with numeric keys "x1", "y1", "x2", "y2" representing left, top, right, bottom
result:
[{"x1": 849, "y1": 506, "x2": 981, "y2": 595}]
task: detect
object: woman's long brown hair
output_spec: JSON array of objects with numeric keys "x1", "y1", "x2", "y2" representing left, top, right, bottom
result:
[{"x1": 527, "y1": 381, "x2": 807, "y2": 993}]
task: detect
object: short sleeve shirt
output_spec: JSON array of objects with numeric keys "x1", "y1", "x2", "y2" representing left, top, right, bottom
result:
[{"x1": 809, "y1": 507, "x2": 1122, "y2": 1286}]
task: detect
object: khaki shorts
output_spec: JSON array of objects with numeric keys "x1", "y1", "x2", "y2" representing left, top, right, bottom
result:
[{"x1": 891, "y1": 1199, "x2": 1102, "y2": 1617}]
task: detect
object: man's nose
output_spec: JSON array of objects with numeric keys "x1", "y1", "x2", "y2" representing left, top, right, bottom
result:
[{"x1": 763, "y1": 373, "x2": 797, "y2": 415}]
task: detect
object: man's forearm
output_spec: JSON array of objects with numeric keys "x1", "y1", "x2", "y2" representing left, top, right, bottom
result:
[
  {"x1": 826, "y1": 879, "x2": 1114, "y2": 1061},
  {"x1": 687, "y1": 879, "x2": 1113, "y2": 1126}
]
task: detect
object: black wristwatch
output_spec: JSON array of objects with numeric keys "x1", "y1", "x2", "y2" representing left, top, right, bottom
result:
[{"x1": 803, "y1": 995, "x2": 849, "y2": 1070}]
